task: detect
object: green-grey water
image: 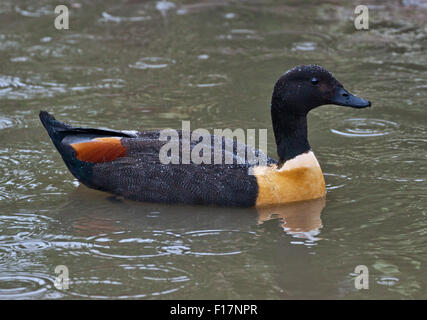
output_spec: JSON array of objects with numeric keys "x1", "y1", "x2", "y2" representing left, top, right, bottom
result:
[{"x1": 0, "y1": 0, "x2": 426, "y2": 299}]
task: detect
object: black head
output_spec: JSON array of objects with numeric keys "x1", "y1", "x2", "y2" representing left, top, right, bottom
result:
[
  {"x1": 271, "y1": 65, "x2": 371, "y2": 115},
  {"x1": 271, "y1": 65, "x2": 371, "y2": 163}
]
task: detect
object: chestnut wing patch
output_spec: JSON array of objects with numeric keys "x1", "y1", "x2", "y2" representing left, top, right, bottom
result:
[{"x1": 70, "y1": 137, "x2": 126, "y2": 163}]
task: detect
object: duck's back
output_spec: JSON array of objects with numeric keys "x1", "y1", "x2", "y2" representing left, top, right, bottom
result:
[
  {"x1": 91, "y1": 133, "x2": 262, "y2": 206},
  {"x1": 40, "y1": 111, "x2": 325, "y2": 207},
  {"x1": 39, "y1": 111, "x2": 269, "y2": 206}
]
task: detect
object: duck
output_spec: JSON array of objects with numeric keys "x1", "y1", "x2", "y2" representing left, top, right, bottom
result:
[{"x1": 40, "y1": 65, "x2": 370, "y2": 207}]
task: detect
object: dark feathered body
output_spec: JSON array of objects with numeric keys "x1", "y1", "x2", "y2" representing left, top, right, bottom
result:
[
  {"x1": 92, "y1": 135, "x2": 263, "y2": 206},
  {"x1": 39, "y1": 111, "x2": 273, "y2": 207}
]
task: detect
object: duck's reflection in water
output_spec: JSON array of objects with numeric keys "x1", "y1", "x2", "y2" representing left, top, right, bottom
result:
[
  {"x1": 52, "y1": 187, "x2": 328, "y2": 298},
  {"x1": 257, "y1": 197, "x2": 325, "y2": 241},
  {"x1": 57, "y1": 185, "x2": 325, "y2": 241}
]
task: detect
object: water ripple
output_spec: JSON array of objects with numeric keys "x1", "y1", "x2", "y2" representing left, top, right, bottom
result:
[
  {"x1": 0, "y1": 213, "x2": 54, "y2": 258},
  {"x1": 324, "y1": 173, "x2": 352, "y2": 191},
  {"x1": 15, "y1": 6, "x2": 51, "y2": 18},
  {"x1": 186, "y1": 74, "x2": 228, "y2": 88},
  {"x1": 129, "y1": 57, "x2": 175, "y2": 70},
  {"x1": 331, "y1": 118, "x2": 399, "y2": 137},
  {"x1": 100, "y1": 12, "x2": 151, "y2": 23},
  {"x1": 88, "y1": 230, "x2": 183, "y2": 259},
  {"x1": 66, "y1": 264, "x2": 190, "y2": 299},
  {"x1": 0, "y1": 273, "x2": 55, "y2": 299},
  {"x1": 292, "y1": 41, "x2": 317, "y2": 51},
  {"x1": 0, "y1": 116, "x2": 15, "y2": 130},
  {"x1": 183, "y1": 230, "x2": 254, "y2": 256},
  {"x1": 0, "y1": 75, "x2": 66, "y2": 99},
  {"x1": 0, "y1": 114, "x2": 28, "y2": 130},
  {"x1": 217, "y1": 29, "x2": 263, "y2": 41}
]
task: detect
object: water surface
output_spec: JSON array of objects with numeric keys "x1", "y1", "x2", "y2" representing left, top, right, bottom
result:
[{"x1": 0, "y1": 0, "x2": 426, "y2": 299}]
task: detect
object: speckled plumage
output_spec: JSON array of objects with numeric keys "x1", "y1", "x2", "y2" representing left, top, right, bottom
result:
[
  {"x1": 40, "y1": 111, "x2": 270, "y2": 206},
  {"x1": 90, "y1": 133, "x2": 269, "y2": 206}
]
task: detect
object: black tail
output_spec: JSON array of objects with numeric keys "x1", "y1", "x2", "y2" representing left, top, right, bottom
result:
[
  {"x1": 39, "y1": 111, "x2": 74, "y2": 152},
  {"x1": 39, "y1": 111, "x2": 135, "y2": 187},
  {"x1": 39, "y1": 111, "x2": 134, "y2": 146}
]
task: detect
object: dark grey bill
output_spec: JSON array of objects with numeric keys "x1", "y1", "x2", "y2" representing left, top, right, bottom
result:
[{"x1": 331, "y1": 86, "x2": 371, "y2": 108}]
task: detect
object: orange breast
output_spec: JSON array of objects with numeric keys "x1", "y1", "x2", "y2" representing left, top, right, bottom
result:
[
  {"x1": 70, "y1": 137, "x2": 126, "y2": 163},
  {"x1": 252, "y1": 152, "x2": 326, "y2": 207}
]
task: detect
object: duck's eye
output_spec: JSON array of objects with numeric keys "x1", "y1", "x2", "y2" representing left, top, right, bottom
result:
[{"x1": 311, "y1": 77, "x2": 319, "y2": 85}]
